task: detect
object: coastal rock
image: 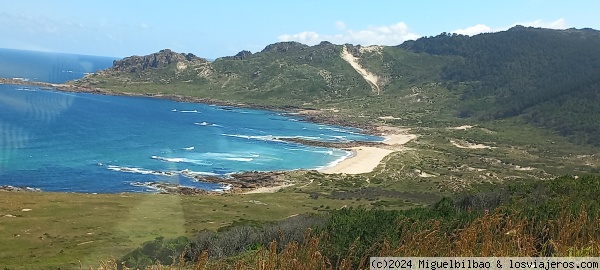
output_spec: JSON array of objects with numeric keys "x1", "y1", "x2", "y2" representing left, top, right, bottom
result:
[
  {"x1": 1, "y1": 185, "x2": 42, "y2": 192},
  {"x1": 191, "y1": 171, "x2": 290, "y2": 194},
  {"x1": 109, "y1": 49, "x2": 207, "y2": 73}
]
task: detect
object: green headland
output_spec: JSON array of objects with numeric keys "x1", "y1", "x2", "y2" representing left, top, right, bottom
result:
[{"x1": 2, "y1": 26, "x2": 600, "y2": 269}]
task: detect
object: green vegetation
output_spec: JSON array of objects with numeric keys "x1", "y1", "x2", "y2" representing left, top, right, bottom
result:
[
  {"x1": 77, "y1": 26, "x2": 600, "y2": 145},
  {"x1": 0, "y1": 191, "x2": 369, "y2": 269},
  {"x1": 5, "y1": 26, "x2": 600, "y2": 268},
  {"x1": 401, "y1": 26, "x2": 600, "y2": 145},
  {"x1": 93, "y1": 174, "x2": 600, "y2": 269}
]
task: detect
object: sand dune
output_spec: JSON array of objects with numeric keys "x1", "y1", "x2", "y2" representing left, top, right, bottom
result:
[{"x1": 340, "y1": 45, "x2": 381, "y2": 95}]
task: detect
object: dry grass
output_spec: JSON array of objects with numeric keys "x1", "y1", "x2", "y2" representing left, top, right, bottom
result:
[{"x1": 92, "y1": 207, "x2": 600, "y2": 270}]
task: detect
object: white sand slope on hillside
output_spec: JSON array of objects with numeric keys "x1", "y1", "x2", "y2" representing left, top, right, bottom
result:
[
  {"x1": 450, "y1": 139, "x2": 495, "y2": 149},
  {"x1": 340, "y1": 45, "x2": 381, "y2": 95}
]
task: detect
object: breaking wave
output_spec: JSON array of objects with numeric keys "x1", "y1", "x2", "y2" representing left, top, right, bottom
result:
[
  {"x1": 150, "y1": 155, "x2": 211, "y2": 165},
  {"x1": 194, "y1": 122, "x2": 222, "y2": 127},
  {"x1": 106, "y1": 165, "x2": 177, "y2": 177}
]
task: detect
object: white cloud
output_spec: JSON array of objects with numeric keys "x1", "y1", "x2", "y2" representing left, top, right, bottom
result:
[
  {"x1": 452, "y1": 18, "x2": 567, "y2": 36},
  {"x1": 278, "y1": 22, "x2": 420, "y2": 46},
  {"x1": 335, "y1": 21, "x2": 346, "y2": 30},
  {"x1": 516, "y1": 18, "x2": 566, "y2": 29},
  {"x1": 453, "y1": 24, "x2": 492, "y2": 36}
]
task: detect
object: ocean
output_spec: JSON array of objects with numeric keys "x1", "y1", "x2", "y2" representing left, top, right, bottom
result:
[
  {"x1": 0, "y1": 48, "x2": 116, "y2": 84},
  {"x1": 0, "y1": 49, "x2": 383, "y2": 193}
]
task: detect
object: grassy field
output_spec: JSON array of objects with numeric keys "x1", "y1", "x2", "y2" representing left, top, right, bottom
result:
[
  {"x1": 4, "y1": 43, "x2": 600, "y2": 268},
  {"x1": 2, "y1": 110, "x2": 598, "y2": 269},
  {"x1": 2, "y1": 177, "x2": 434, "y2": 270},
  {"x1": 0, "y1": 191, "x2": 360, "y2": 269}
]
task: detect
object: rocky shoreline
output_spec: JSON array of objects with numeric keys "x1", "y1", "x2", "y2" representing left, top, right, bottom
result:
[
  {"x1": 1, "y1": 77, "x2": 385, "y2": 195},
  {"x1": 0, "y1": 170, "x2": 294, "y2": 195},
  {"x1": 0, "y1": 185, "x2": 43, "y2": 192},
  {"x1": 131, "y1": 170, "x2": 294, "y2": 195},
  {"x1": 0, "y1": 78, "x2": 377, "y2": 133}
]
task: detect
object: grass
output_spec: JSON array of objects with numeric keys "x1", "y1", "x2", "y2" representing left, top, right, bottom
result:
[
  {"x1": 0, "y1": 190, "x2": 392, "y2": 269},
  {"x1": 2, "y1": 107, "x2": 598, "y2": 268},
  {"x1": 2, "y1": 102, "x2": 598, "y2": 268},
  {"x1": 90, "y1": 206, "x2": 600, "y2": 269},
  {"x1": 5, "y1": 44, "x2": 600, "y2": 268}
]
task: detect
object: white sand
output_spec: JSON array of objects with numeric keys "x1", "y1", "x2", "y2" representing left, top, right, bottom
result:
[
  {"x1": 383, "y1": 133, "x2": 418, "y2": 145},
  {"x1": 450, "y1": 139, "x2": 495, "y2": 149},
  {"x1": 340, "y1": 45, "x2": 381, "y2": 94},
  {"x1": 321, "y1": 126, "x2": 417, "y2": 175},
  {"x1": 448, "y1": 125, "x2": 474, "y2": 130},
  {"x1": 415, "y1": 169, "x2": 435, "y2": 178},
  {"x1": 321, "y1": 147, "x2": 394, "y2": 174},
  {"x1": 242, "y1": 183, "x2": 294, "y2": 194}
]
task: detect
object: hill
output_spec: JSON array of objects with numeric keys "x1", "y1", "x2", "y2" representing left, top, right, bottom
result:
[
  {"x1": 4, "y1": 27, "x2": 600, "y2": 269},
  {"x1": 75, "y1": 26, "x2": 600, "y2": 145},
  {"x1": 400, "y1": 26, "x2": 600, "y2": 145}
]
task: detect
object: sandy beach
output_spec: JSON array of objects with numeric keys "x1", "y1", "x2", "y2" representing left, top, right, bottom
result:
[
  {"x1": 321, "y1": 147, "x2": 394, "y2": 174},
  {"x1": 320, "y1": 126, "x2": 416, "y2": 174}
]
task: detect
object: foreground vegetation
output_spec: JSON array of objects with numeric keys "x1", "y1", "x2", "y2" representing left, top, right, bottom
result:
[
  {"x1": 90, "y1": 174, "x2": 600, "y2": 269},
  {"x1": 3, "y1": 27, "x2": 600, "y2": 269}
]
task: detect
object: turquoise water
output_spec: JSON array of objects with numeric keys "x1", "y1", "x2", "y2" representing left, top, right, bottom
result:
[
  {"x1": 0, "y1": 84, "x2": 382, "y2": 193},
  {"x1": 0, "y1": 48, "x2": 382, "y2": 193}
]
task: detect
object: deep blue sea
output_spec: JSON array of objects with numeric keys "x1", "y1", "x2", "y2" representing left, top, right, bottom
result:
[
  {"x1": 0, "y1": 49, "x2": 383, "y2": 193},
  {"x1": 0, "y1": 48, "x2": 116, "y2": 83}
]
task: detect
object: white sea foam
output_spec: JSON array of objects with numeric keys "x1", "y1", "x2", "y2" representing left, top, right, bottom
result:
[
  {"x1": 151, "y1": 155, "x2": 209, "y2": 165},
  {"x1": 130, "y1": 181, "x2": 161, "y2": 191},
  {"x1": 324, "y1": 126, "x2": 364, "y2": 136},
  {"x1": 212, "y1": 184, "x2": 233, "y2": 192},
  {"x1": 292, "y1": 135, "x2": 323, "y2": 141},
  {"x1": 330, "y1": 135, "x2": 351, "y2": 142},
  {"x1": 194, "y1": 122, "x2": 222, "y2": 127},
  {"x1": 180, "y1": 169, "x2": 219, "y2": 176},
  {"x1": 172, "y1": 109, "x2": 199, "y2": 113},
  {"x1": 222, "y1": 133, "x2": 283, "y2": 142},
  {"x1": 129, "y1": 182, "x2": 159, "y2": 193},
  {"x1": 222, "y1": 133, "x2": 333, "y2": 143},
  {"x1": 151, "y1": 155, "x2": 185, "y2": 162},
  {"x1": 313, "y1": 150, "x2": 352, "y2": 171},
  {"x1": 198, "y1": 152, "x2": 260, "y2": 162},
  {"x1": 107, "y1": 165, "x2": 177, "y2": 177},
  {"x1": 17, "y1": 87, "x2": 36, "y2": 92},
  {"x1": 224, "y1": 157, "x2": 253, "y2": 162}
]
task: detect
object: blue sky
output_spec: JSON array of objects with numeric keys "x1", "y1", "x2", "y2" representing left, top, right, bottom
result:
[{"x1": 1, "y1": 0, "x2": 598, "y2": 58}]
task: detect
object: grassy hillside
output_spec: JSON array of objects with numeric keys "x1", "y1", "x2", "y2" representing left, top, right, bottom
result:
[
  {"x1": 76, "y1": 26, "x2": 600, "y2": 145},
  {"x1": 74, "y1": 41, "x2": 455, "y2": 123},
  {"x1": 400, "y1": 26, "x2": 600, "y2": 145},
  {"x1": 96, "y1": 174, "x2": 600, "y2": 269},
  {"x1": 8, "y1": 27, "x2": 595, "y2": 268}
]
